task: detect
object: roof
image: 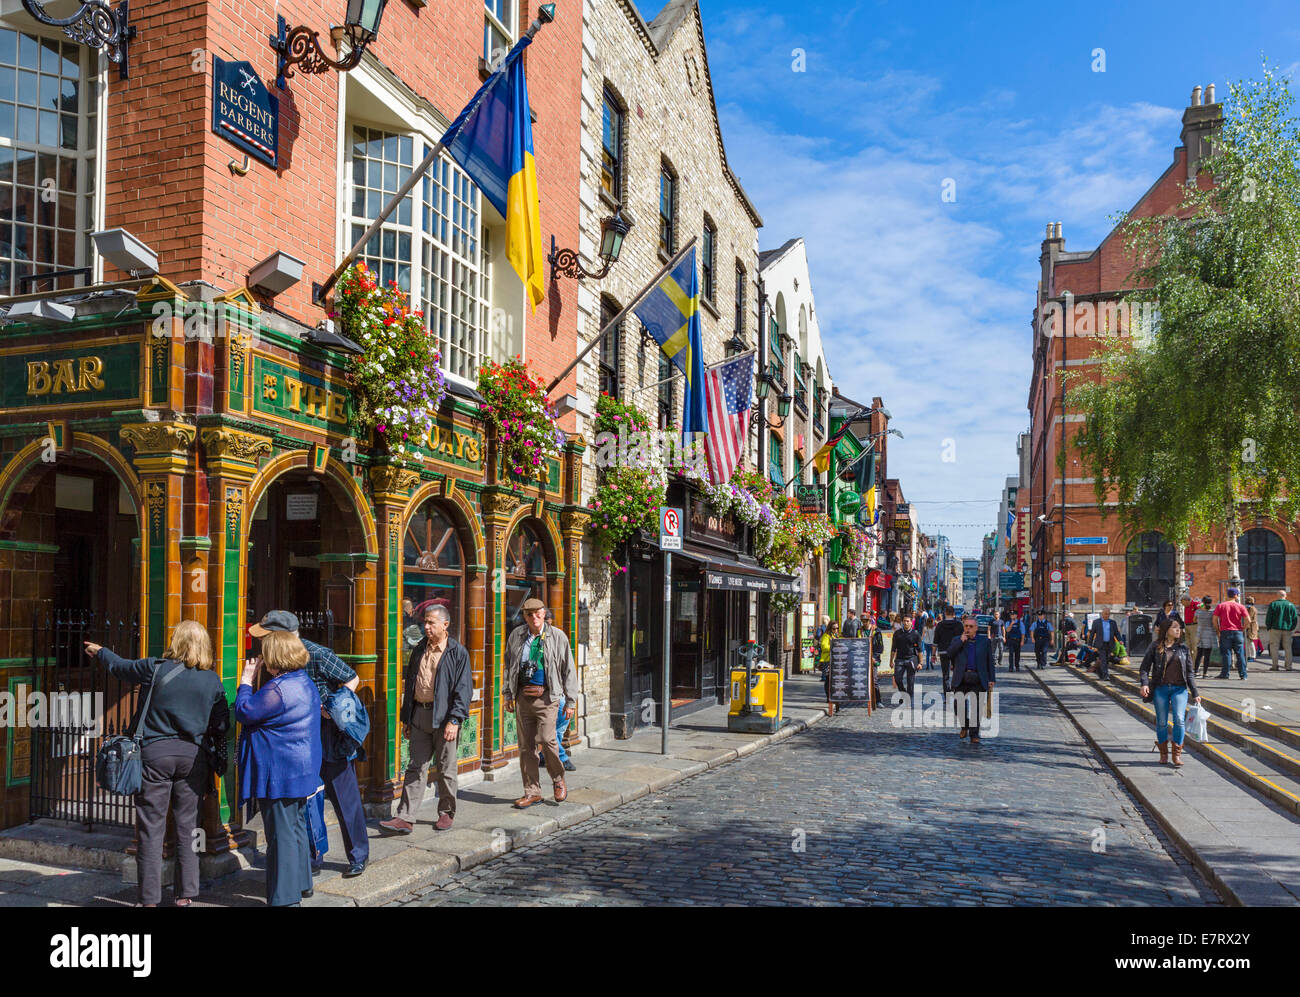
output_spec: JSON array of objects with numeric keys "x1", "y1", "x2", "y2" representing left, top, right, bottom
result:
[{"x1": 759, "y1": 237, "x2": 802, "y2": 270}]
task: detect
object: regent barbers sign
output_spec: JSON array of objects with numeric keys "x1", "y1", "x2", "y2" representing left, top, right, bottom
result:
[{"x1": 213, "y1": 57, "x2": 278, "y2": 168}]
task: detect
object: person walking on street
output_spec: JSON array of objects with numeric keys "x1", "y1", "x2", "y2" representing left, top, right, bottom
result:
[
  {"x1": 1264, "y1": 589, "x2": 1297, "y2": 671},
  {"x1": 84, "y1": 621, "x2": 229, "y2": 908},
  {"x1": 1194, "y1": 595, "x2": 1216, "y2": 678},
  {"x1": 819, "y1": 620, "x2": 840, "y2": 700},
  {"x1": 892, "y1": 615, "x2": 922, "y2": 698},
  {"x1": 1087, "y1": 607, "x2": 1121, "y2": 681},
  {"x1": 1245, "y1": 596, "x2": 1261, "y2": 662},
  {"x1": 1139, "y1": 616, "x2": 1201, "y2": 768},
  {"x1": 921, "y1": 613, "x2": 936, "y2": 670},
  {"x1": 1155, "y1": 600, "x2": 1175, "y2": 632},
  {"x1": 842, "y1": 609, "x2": 860, "y2": 639},
  {"x1": 249, "y1": 610, "x2": 370, "y2": 879},
  {"x1": 934, "y1": 606, "x2": 962, "y2": 691},
  {"x1": 1214, "y1": 588, "x2": 1251, "y2": 680},
  {"x1": 504, "y1": 598, "x2": 578, "y2": 808},
  {"x1": 1031, "y1": 609, "x2": 1054, "y2": 669},
  {"x1": 1004, "y1": 610, "x2": 1026, "y2": 672},
  {"x1": 235, "y1": 630, "x2": 321, "y2": 907},
  {"x1": 988, "y1": 613, "x2": 1004, "y2": 666},
  {"x1": 947, "y1": 615, "x2": 996, "y2": 744},
  {"x1": 381, "y1": 604, "x2": 473, "y2": 834}
]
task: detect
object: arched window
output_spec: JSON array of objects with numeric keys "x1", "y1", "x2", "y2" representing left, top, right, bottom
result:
[
  {"x1": 1125, "y1": 531, "x2": 1174, "y2": 607},
  {"x1": 1241, "y1": 528, "x2": 1284, "y2": 587},
  {"x1": 505, "y1": 521, "x2": 548, "y2": 631},
  {"x1": 402, "y1": 503, "x2": 465, "y2": 651}
]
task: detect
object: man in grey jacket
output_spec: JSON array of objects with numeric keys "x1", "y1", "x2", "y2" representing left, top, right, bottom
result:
[{"x1": 504, "y1": 597, "x2": 578, "y2": 808}]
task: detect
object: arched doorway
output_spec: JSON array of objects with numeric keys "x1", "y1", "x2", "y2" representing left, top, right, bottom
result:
[
  {"x1": 1125, "y1": 531, "x2": 1174, "y2": 608},
  {"x1": 504, "y1": 520, "x2": 549, "y2": 633},
  {"x1": 401, "y1": 501, "x2": 466, "y2": 652}
]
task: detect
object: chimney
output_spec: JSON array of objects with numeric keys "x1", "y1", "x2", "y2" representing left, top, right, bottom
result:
[{"x1": 1181, "y1": 82, "x2": 1223, "y2": 181}]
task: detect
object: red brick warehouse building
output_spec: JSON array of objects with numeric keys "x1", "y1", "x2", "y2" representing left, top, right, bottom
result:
[
  {"x1": 1026, "y1": 84, "x2": 1300, "y2": 621},
  {"x1": 0, "y1": 0, "x2": 586, "y2": 845}
]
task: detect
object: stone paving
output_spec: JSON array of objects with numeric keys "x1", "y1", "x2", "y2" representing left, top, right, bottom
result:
[{"x1": 394, "y1": 671, "x2": 1219, "y2": 906}]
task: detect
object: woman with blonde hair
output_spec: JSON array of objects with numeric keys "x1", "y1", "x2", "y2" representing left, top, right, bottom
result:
[
  {"x1": 236, "y1": 628, "x2": 321, "y2": 906},
  {"x1": 84, "y1": 619, "x2": 229, "y2": 907}
]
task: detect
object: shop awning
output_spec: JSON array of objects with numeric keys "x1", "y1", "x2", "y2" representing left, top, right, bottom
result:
[{"x1": 676, "y1": 550, "x2": 801, "y2": 594}]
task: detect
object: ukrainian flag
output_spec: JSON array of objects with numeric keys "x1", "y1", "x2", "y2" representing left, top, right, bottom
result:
[
  {"x1": 633, "y1": 247, "x2": 707, "y2": 437},
  {"x1": 441, "y1": 36, "x2": 544, "y2": 310}
]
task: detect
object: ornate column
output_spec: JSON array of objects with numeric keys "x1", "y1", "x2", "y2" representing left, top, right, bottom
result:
[
  {"x1": 119, "y1": 422, "x2": 197, "y2": 657},
  {"x1": 368, "y1": 463, "x2": 421, "y2": 804},
  {"x1": 198, "y1": 425, "x2": 271, "y2": 852},
  {"x1": 480, "y1": 486, "x2": 521, "y2": 777}
]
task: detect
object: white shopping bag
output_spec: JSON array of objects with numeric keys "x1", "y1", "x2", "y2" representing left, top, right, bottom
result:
[{"x1": 1185, "y1": 703, "x2": 1209, "y2": 742}]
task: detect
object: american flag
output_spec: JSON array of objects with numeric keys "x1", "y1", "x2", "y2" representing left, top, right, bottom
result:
[{"x1": 704, "y1": 352, "x2": 755, "y2": 485}]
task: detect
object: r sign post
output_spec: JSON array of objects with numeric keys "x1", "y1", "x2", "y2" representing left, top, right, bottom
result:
[{"x1": 659, "y1": 507, "x2": 682, "y2": 754}]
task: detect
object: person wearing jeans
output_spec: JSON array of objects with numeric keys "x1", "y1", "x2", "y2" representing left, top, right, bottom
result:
[
  {"x1": 1139, "y1": 617, "x2": 1200, "y2": 767},
  {"x1": 1214, "y1": 588, "x2": 1251, "y2": 680}
]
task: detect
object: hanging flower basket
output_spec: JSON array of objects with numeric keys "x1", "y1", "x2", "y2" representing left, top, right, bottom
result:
[
  {"x1": 587, "y1": 394, "x2": 664, "y2": 574},
  {"x1": 477, "y1": 357, "x2": 565, "y2": 486}
]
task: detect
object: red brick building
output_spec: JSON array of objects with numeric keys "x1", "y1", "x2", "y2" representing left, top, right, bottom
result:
[
  {"x1": 1027, "y1": 84, "x2": 1299, "y2": 621},
  {"x1": 0, "y1": 1, "x2": 584, "y2": 836}
]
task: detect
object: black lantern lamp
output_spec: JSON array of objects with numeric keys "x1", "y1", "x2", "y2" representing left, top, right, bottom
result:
[
  {"x1": 549, "y1": 209, "x2": 632, "y2": 281},
  {"x1": 273, "y1": 0, "x2": 390, "y2": 90},
  {"x1": 777, "y1": 392, "x2": 793, "y2": 419},
  {"x1": 20, "y1": 1, "x2": 134, "y2": 78}
]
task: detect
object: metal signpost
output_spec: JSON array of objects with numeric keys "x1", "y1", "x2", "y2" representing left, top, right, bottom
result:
[{"x1": 659, "y1": 507, "x2": 682, "y2": 755}]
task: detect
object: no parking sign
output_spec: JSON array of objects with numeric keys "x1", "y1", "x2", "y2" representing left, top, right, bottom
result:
[{"x1": 659, "y1": 507, "x2": 683, "y2": 550}]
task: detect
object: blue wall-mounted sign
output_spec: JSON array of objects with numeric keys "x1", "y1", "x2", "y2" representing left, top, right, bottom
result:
[
  {"x1": 1065, "y1": 536, "x2": 1108, "y2": 546},
  {"x1": 212, "y1": 57, "x2": 278, "y2": 168}
]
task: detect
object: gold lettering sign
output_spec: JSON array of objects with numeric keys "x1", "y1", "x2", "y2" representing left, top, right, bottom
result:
[
  {"x1": 277, "y1": 374, "x2": 347, "y2": 426},
  {"x1": 27, "y1": 356, "x2": 107, "y2": 396}
]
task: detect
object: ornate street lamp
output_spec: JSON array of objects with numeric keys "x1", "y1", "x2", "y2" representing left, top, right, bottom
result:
[
  {"x1": 755, "y1": 369, "x2": 772, "y2": 400},
  {"x1": 272, "y1": 0, "x2": 390, "y2": 90},
  {"x1": 20, "y1": 0, "x2": 134, "y2": 78},
  {"x1": 549, "y1": 209, "x2": 632, "y2": 281},
  {"x1": 776, "y1": 392, "x2": 792, "y2": 420}
]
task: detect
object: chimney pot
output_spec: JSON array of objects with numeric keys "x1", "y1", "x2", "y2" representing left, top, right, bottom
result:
[
  {"x1": 1045, "y1": 223, "x2": 1052, "y2": 239},
  {"x1": 1191, "y1": 85, "x2": 1202, "y2": 107},
  {"x1": 1205, "y1": 83, "x2": 1216, "y2": 103},
  {"x1": 1055, "y1": 222, "x2": 1062, "y2": 238}
]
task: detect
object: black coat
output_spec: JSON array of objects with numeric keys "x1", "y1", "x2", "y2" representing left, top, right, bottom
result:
[
  {"x1": 400, "y1": 636, "x2": 473, "y2": 727},
  {"x1": 946, "y1": 634, "x2": 996, "y2": 690},
  {"x1": 934, "y1": 619, "x2": 962, "y2": 660},
  {"x1": 1138, "y1": 642, "x2": 1200, "y2": 698}
]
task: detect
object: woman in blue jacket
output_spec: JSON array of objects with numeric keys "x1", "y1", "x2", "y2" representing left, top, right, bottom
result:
[{"x1": 235, "y1": 630, "x2": 321, "y2": 907}]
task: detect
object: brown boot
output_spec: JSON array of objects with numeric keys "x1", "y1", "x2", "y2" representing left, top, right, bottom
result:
[
  {"x1": 1156, "y1": 740, "x2": 1168, "y2": 764},
  {"x1": 1171, "y1": 743, "x2": 1184, "y2": 767}
]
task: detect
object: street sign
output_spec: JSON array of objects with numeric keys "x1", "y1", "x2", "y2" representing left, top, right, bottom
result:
[
  {"x1": 1049, "y1": 568, "x2": 1064, "y2": 583},
  {"x1": 659, "y1": 507, "x2": 683, "y2": 551},
  {"x1": 999, "y1": 570, "x2": 1023, "y2": 591},
  {"x1": 855, "y1": 504, "x2": 875, "y2": 527},
  {"x1": 836, "y1": 490, "x2": 862, "y2": 515},
  {"x1": 796, "y1": 484, "x2": 825, "y2": 514},
  {"x1": 1050, "y1": 582, "x2": 1063, "y2": 592},
  {"x1": 1065, "y1": 536, "x2": 1107, "y2": 546},
  {"x1": 1185, "y1": 571, "x2": 1193, "y2": 584}
]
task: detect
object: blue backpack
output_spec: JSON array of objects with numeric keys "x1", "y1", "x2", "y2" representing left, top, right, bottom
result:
[{"x1": 95, "y1": 659, "x2": 184, "y2": 796}]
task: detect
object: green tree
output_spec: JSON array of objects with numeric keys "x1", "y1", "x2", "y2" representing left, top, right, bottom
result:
[{"x1": 1068, "y1": 65, "x2": 1300, "y2": 596}]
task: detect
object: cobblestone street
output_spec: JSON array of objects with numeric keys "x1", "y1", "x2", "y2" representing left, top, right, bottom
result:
[{"x1": 395, "y1": 672, "x2": 1219, "y2": 906}]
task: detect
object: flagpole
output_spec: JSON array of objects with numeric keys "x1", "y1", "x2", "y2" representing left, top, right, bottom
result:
[
  {"x1": 544, "y1": 235, "x2": 698, "y2": 396},
  {"x1": 311, "y1": 8, "x2": 556, "y2": 305}
]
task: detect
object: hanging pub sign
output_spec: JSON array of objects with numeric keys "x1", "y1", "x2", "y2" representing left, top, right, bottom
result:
[
  {"x1": 212, "y1": 57, "x2": 279, "y2": 168},
  {"x1": 796, "y1": 484, "x2": 825, "y2": 514}
]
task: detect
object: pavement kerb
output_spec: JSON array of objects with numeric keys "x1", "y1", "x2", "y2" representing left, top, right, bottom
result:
[
  {"x1": 1028, "y1": 667, "x2": 1244, "y2": 907},
  {"x1": 328, "y1": 708, "x2": 827, "y2": 906}
]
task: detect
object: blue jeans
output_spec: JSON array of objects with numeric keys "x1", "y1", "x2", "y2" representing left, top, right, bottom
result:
[
  {"x1": 1218, "y1": 630, "x2": 1247, "y2": 678},
  {"x1": 545, "y1": 696, "x2": 570, "y2": 764},
  {"x1": 1152, "y1": 684, "x2": 1189, "y2": 745},
  {"x1": 923, "y1": 643, "x2": 934, "y2": 668}
]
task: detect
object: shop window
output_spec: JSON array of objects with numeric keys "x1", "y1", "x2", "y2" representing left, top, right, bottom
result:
[
  {"x1": 348, "y1": 125, "x2": 492, "y2": 382},
  {"x1": 484, "y1": 0, "x2": 515, "y2": 67},
  {"x1": 1242, "y1": 528, "x2": 1284, "y2": 587},
  {"x1": 0, "y1": 29, "x2": 100, "y2": 294},
  {"x1": 402, "y1": 504, "x2": 465, "y2": 653},
  {"x1": 505, "y1": 522, "x2": 548, "y2": 631},
  {"x1": 601, "y1": 85, "x2": 624, "y2": 200}
]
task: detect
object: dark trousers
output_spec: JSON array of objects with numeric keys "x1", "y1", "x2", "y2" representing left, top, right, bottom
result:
[
  {"x1": 1034, "y1": 643, "x2": 1048, "y2": 669},
  {"x1": 939, "y1": 654, "x2": 951, "y2": 692},
  {"x1": 321, "y1": 721, "x2": 370, "y2": 865},
  {"x1": 956, "y1": 674, "x2": 984, "y2": 737},
  {"x1": 1194, "y1": 646, "x2": 1213, "y2": 677},
  {"x1": 1093, "y1": 646, "x2": 1111, "y2": 680},
  {"x1": 135, "y1": 739, "x2": 205, "y2": 906},
  {"x1": 261, "y1": 797, "x2": 311, "y2": 906},
  {"x1": 1006, "y1": 643, "x2": 1021, "y2": 671},
  {"x1": 896, "y1": 659, "x2": 916, "y2": 696}
]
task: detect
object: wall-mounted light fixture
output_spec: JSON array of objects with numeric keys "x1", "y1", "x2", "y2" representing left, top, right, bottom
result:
[
  {"x1": 20, "y1": 0, "x2": 134, "y2": 78},
  {"x1": 549, "y1": 209, "x2": 632, "y2": 282},
  {"x1": 272, "y1": 0, "x2": 390, "y2": 90}
]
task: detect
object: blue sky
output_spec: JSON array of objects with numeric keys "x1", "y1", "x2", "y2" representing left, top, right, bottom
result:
[{"x1": 684, "y1": 0, "x2": 1300, "y2": 565}]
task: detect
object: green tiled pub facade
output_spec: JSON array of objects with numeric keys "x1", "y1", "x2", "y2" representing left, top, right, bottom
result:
[{"x1": 0, "y1": 276, "x2": 589, "y2": 843}]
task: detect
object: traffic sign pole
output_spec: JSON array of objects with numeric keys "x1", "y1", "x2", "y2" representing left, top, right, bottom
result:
[{"x1": 658, "y1": 507, "x2": 683, "y2": 755}]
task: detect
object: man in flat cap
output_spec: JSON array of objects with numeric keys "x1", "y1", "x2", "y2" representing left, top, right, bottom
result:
[{"x1": 504, "y1": 597, "x2": 578, "y2": 808}]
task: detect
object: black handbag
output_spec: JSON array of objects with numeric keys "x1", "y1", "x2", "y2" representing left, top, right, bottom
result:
[{"x1": 95, "y1": 659, "x2": 184, "y2": 796}]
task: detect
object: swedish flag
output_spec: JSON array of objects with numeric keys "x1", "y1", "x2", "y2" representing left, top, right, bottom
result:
[
  {"x1": 441, "y1": 36, "x2": 544, "y2": 310},
  {"x1": 633, "y1": 247, "x2": 707, "y2": 437}
]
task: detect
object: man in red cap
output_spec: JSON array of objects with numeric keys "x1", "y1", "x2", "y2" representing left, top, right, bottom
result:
[{"x1": 504, "y1": 597, "x2": 577, "y2": 808}]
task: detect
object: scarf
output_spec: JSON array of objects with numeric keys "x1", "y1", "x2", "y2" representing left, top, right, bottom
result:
[{"x1": 528, "y1": 627, "x2": 546, "y2": 673}]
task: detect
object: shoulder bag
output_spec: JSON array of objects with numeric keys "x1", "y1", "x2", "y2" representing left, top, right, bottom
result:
[{"x1": 95, "y1": 659, "x2": 184, "y2": 796}]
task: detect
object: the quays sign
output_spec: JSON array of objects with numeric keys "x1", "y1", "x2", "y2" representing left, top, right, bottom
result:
[{"x1": 212, "y1": 57, "x2": 278, "y2": 168}]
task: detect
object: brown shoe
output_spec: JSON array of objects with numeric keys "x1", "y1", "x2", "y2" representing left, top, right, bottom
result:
[
  {"x1": 553, "y1": 778, "x2": 568, "y2": 803},
  {"x1": 513, "y1": 793, "x2": 543, "y2": 809},
  {"x1": 378, "y1": 817, "x2": 413, "y2": 835},
  {"x1": 959, "y1": 728, "x2": 967, "y2": 739},
  {"x1": 434, "y1": 813, "x2": 454, "y2": 831},
  {"x1": 1156, "y1": 740, "x2": 1168, "y2": 764},
  {"x1": 1171, "y1": 743, "x2": 1184, "y2": 767}
]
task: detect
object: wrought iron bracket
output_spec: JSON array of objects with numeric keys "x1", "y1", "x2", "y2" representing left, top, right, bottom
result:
[
  {"x1": 20, "y1": 0, "x2": 134, "y2": 79},
  {"x1": 548, "y1": 234, "x2": 614, "y2": 283},
  {"x1": 272, "y1": 14, "x2": 373, "y2": 90}
]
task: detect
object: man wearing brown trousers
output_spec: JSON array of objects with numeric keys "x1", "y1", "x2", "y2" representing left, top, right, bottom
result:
[
  {"x1": 379, "y1": 604, "x2": 472, "y2": 833},
  {"x1": 504, "y1": 598, "x2": 578, "y2": 808}
]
